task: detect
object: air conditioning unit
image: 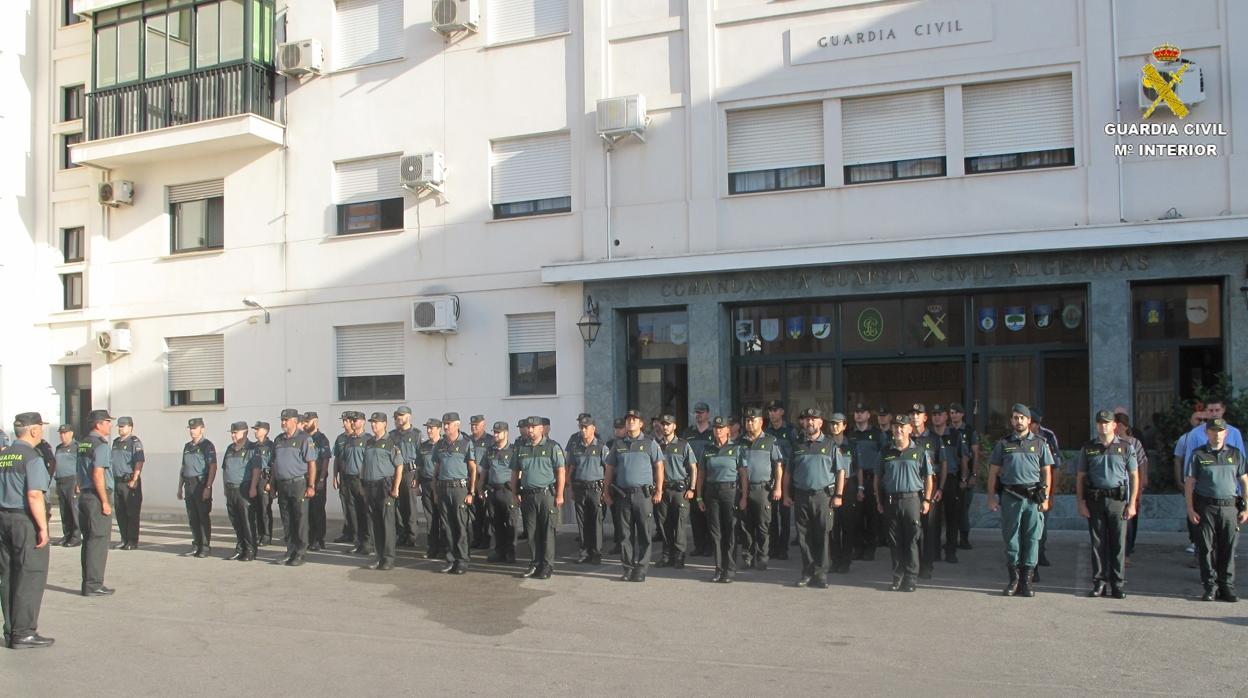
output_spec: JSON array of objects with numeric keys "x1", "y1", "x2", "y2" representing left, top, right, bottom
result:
[
  {"x1": 97, "y1": 328, "x2": 132, "y2": 354},
  {"x1": 277, "y1": 40, "x2": 323, "y2": 77},
  {"x1": 1138, "y1": 60, "x2": 1205, "y2": 110},
  {"x1": 411, "y1": 296, "x2": 459, "y2": 334},
  {"x1": 400, "y1": 152, "x2": 446, "y2": 190},
  {"x1": 98, "y1": 180, "x2": 134, "y2": 207},
  {"x1": 431, "y1": 0, "x2": 479, "y2": 35},
  {"x1": 597, "y1": 94, "x2": 648, "y2": 140}
]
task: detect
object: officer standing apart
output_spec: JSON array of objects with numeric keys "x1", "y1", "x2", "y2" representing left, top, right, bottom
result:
[
  {"x1": 695, "y1": 417, "x2": 746, "y2": 583},
  {"x1": 737, "y1": 408, "x2": 784, "y2": 571},
  {"x1": 566, "y1": 415, "x2": 606, "y2": 565},
  {"x1": 1185, "y1": 418, "x2": 1248, "y2": 602},
  {"x1": 390, "y1": 407, "x2": 422, "y2": 548},
  {"x1": 784, "y1": 408, "x2": 845, "y2": 588},
  {"x1": 302, "y1": 413, "x2": 332, "y2": 552},
  {"x1": 824, "y1": 412, "x2": 857, "y2": 574},
  {"x1": 272, "y1": 409, "x2": 317, "y2": 566},
  {"x1": 362, "y1": 413, "x2": 403, "y2": 571},
  {"x1": 1074, "y1": 410, "x2": 1138, "y2": 599},
  {"x1": 221, "y1": 422, "x2": 258, "y2": 561},
  {"x1": 513, "y1": 417, "x2": 565, "y2": 579},
  {"x1": 334, "y1": 413, "x2": 370, "y2": 555},
  {"x1": 654, "y1": 414, "x2": 697, "y2": 569},
  {"x1": 433, "y1": 413, "x2": 476, "y2": 574},
  {"x1": 603, "y1": 409, "x2": 665, "y2": 582},
  {"x1": 52, "y1": 425, "x2": 81, "y2": 547},
  {"x1": 78, "y1": 409, "x2": 115, "y2": 596},
  {"x1": 0, "y1": 413, "x2": 54, "y2": 649},
  {"x1": 875, "y1": 414, "x2": 933, "y2": 592},
  {"x1": 177, "y1": 418, "x2": 216, "y2": 558},
  {"x1": 249, "y1": 422, "x2": 274, "y2": 545},
  {"x1": 482, "y1": 421, "x2": 518, "y2": 563},
  {"x1": 987, "y1": 404, "x2": 1054, "y2": 598},
  {"x1": 110, "y1": 416, "x2": 144, "y2": 550}
]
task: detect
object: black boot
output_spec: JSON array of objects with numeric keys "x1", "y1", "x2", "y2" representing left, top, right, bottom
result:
[
  {"x1": 1003, "y1": 565, "x2": 1019, "y2": 597},
  {"x1": 1017, "y1": 566, "x2": 1035, "y2": 597}
]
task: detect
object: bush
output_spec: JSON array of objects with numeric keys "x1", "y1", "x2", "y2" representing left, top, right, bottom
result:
[{"x1": 1147, "y1": 373, "x2": 1248, "y2": 492}]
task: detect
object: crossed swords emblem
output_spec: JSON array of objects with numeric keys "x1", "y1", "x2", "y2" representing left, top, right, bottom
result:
[
  {"x1": 922, "y1": 306, "x2": 947, "y2": 343},
  {"x1": 1141, "y1": 62, "x2": 1189, "y2": 119}
]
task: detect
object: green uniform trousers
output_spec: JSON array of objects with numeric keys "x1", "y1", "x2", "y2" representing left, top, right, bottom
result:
[
  {"x1": 1194, "y1": 496, "x2": 1239, "y2": 589},
  {"x1": 1000, "y1": 490, "x2": 1043, "y2": 568},
  {"x1": 1086, "y1": 493, "x2": 1127, "y2": 585},
  {"x1": 0, "y1": 509, "x2": 49, "y2": 638}
]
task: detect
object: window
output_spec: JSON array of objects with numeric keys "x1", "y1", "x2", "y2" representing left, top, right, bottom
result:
[
  {"x1": 62, "y1": 85, "x2": 85, "y2": 122},
  {"x1": 63, "y1": 0, "x2": 84, "y2": 26},
  {"x1": 61, "y1": 273, "x2": 83, "y2": 310},
  {"x1": 334, "y1": 155, "x2": 405, "y2": 235},
  {"x1": 964, "y1": 75, "x2": 1074, "y2": 174},
  {"x1": 62, "y1": 226, "x2": 85, "y2": 263},
  {"x1": 490, "y1": 133, "x2": 571, "y2": 219},
  {"x1": 487, "y1": 0, "x2": 569, "y2": 45},
  {"x1": 507, "y1": 313, "x2": 556, "y2": 396},
  {"x1": 842, "y1": 89, "x2": 945, "y2": 185},
  {"x1": 145, "y1": 5, "x2": 193, "y2": 78},
  {"x1": 336, "y1": 323, "x2": 405, "y2": 400},
  {"x1": 726, "y1": 103, "x2": 824, "y2": 195},
  {"x1": 167, "y1": 334, "x2": 225, "y2": 406},
  {"x1": 61, "y1": 132, "x2": 83, "y2": 169},
  {"x1": 169, "y1": 180, "x2": 225, "y2": 252},
  {"x1": 334, "y1": 0, "x2": 403, "y2": 69},
  {"x1": 196, "y1": 0, "x2": 245, "y2": 68}
]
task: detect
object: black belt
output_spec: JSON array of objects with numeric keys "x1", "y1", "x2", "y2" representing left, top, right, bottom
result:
[
  {"x1": 0, "y1": 507, "x2": 24, "y2": 513},
  {"x1": 883, "y1": 492, "x2": 920, "y2": 503},
  {"x1": 1195, "y1": 495, "x2": 1236, "y2": 506},
  {"x1": 664, "y1": 480, "x2": 689, "y2": 491},
  {"x1": 225, "y1": 483, "x2": 243, "y2": 489},
  {"x1": 276, "y1": 476, "x2": 306, "y2": 484},
  {"x1": 488, "y1": 484, "x2": 511, "y2": 492},
  {"x1": 521, "y1": 486, "x2": 554, "y2": 495},
  {"x1": 616, "y1": 485, "x2": 652, "y2": 494},
  {"x1": 705, "y1": 481, "x2": 737, "y2": 488},
  {"x1": 1003, "y1": 483, "x2": 1040, "y2": 495},
  {"x1": 748, "y1": 481, "x2": 770, "y2": 488},
  {"x1": 114, "y1": 474, "x2": 132, "y2": 480},
  {"x1": 574, "y1": 479, "x2": 604, "y2": 488},
  {"x1": 792, "y1": 487, "x2": 824, "y2": 496},
  {"x1": 439, "y1": 479, "x2": 468, "y2": 487}
]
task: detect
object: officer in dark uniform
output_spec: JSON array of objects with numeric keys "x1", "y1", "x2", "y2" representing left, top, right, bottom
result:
[
  {"x1": 848, "y1": 404, "x2": 882, "y2": 560},
  {"x1": 390, "y1": 407, "x2": 422, "y2": 548},
  {"x1": 606, "y1": 417, "x2": 627, "y2": 555},
  {"x1": 249, "y1": 421, "x2": 275, "y2": 546},
  {"x1": 221, "y1": 422, "x2": 258, "y2": 561},
  {"x1": 416, "y1": 418, "x2": 446, "y2": 559},
  {"x1": 736, "y1": 407, "x2": 784, "y2": 570},
  {"x1": 110, "y1": 416, "x2": 144, "y2": 550},
  {"x1": 178, "y1": 417, "x2": 216, "y2": 558},
  {"x1": 876, "y1": 407, "x2": 894, "y2": 439},
  {"x1": 333, "y1": 412, "x2": 370, "y2": 555},
  {"x1": 930, "y1": 405, "x2": 968, "y2": 564},
  {"x1": 513, "y1": 417, "x2": 565, "y2": 579},
  {"x1": 823, "y1": 413, "x2": 857, "y2": 574},
  {"x1": 468, "y1": 415, "x2": 492, "y2": 550},
  {"x1": 52, "y1": 425, "x2": 81, "y2": 547},
  {"x1": 302, "y1": 413, "x2": 332, "y2": 551},
  {"x1": 1184, "y1": 418, "x2": 1248, "y2": 602},
  {"x1": 433, "y1": 413, "x2": 476, "y2": 574},
  {"x1": 272, "y1": 409, "x2": 317, "y2": 566},
  {"x1": 654, "y1": 414, "x2": 697, "y2": 569},
  {"x1": 949, "y1": 402, "x2": 980, "y2": 549},
  {"x1": 361, "y1": 413, "x2": 403, "y2": 571},
  {"x1": 482, "y1": 421, "x2": 518, "y2": 563},
  {"x1": 0, "y1": 413, "x2": 54, "y2": 649},
  {"x1": 604, "y1": 409, "x2": 665, "y2": 582},
  {"x1": 987, "y1": 404, "x2": 1055, "y2": 597},
  {"x1": 332, "y1": 412, "x2": 356, "y2": 544},
  {"x1": 1031, "y1": 409, "x2": 1062, "y2": 570},
  {"x1": 909, "y1": 404, "x2": 946, "y2": 579},
  {"x1": 78, "y1": 409, "x2": 115, "y2": 596},
  {"x1": 874, "y1": 414, "x2": 933, "y2": 592},
  {"x1": 1074, "y1": 410, "x2": 1139, "y2": 598},
  {"x1": 695, "y1": 416, "x2": 746, "y2": 583},
  {"x1": 566, "y1": 415, "x2": 606, "y2": 565},
  {"x1": 785, "y1": 408, "x2": 845, "y2": 588},
  {"x1": 682, "y1": 402, "x2": 714, "y2": 557},
  {"x1": 764, "y1": 400, "x2": 799, "y2": 558}
]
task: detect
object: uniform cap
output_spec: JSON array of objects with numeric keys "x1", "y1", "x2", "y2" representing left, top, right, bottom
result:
[
  {"x1": 1095, "y1": 410, "x2": 1115, "y2": 423},
  {"x1": 442, "y1": 412, "x2": 460, "y2": 423},
  {"x1": 766, "y1": 400, "x2": 785, "y2": 411},
  {"x1": 1113, "y1": 413, "x2": 1130, "y2": 425},
  {"x1": 303, "y1": 411, "x2": 318, "y2": 419},
  {"x1": 470, "y1": 415, "x2": 485, "y2": 424},
  {"x1": 658, "y1": 414, "x2": 676, "y2": 425},
  {"x1": 1206, "y1": 418, "x2": 1227, "y2": 432},
  {"x1": 187, "y1": 417, "x2": 205, "y2": 428},
  {"x1": 423, "y1": 418, "x2": 441, "y2": 428},
  {"x1": 930, "y1": 404, "x2": 947, "y2": 414},
  {"x1": 828, "y1": 412, "x2": 847, "y2": 424},
  {"x1": 623, "y1": 409, "x2": 644, "y2": 420},
  {"x1": 693, "y1": 402, "x2": 710, "y2": 413},
  {"x1": 369, "y1": 412, "x2": 388, "y2": 423},
  {"x1": 742, "y1": 407, "x2": 764, "y2": 419},
  {"x1": 517, "y1": 419, "x2": 528, "y2": 429},
  {"x1": 1031, "y1": 408, "x2": 1045, "y2": 421},
  {"x1": 230, "y1": 421, "x2": 249, "y2": 432},
  {"x1": 1011, "y1": 403, "x2": 1031, "y2": 419},
  {"x1": 57, "y1": 424, "x2": 73, "y2": 433},
  {"x1": 350, "y1": 411, "x2": 366, "y2": 421},
  {"x1": 728, "y1": 416, "x2": 741, "y2": 426},
  {"x1": 711, "y1": 416, "x2": 729, "y2": 429},
  {"x1": 340, "y1": 411, "x2": 354, "y2": 420},
  {"x1": 87, "y1": 409, "x2": 113, "y2": 423},
  {"x1": 798, "y1": 407, "x2": 822, "y2": 419},
  {"x1": 540, "y1": 417, "x2": 551, "y2": 426},
  {"x1": 876, "y1": 406, "x2": 891, "y2": 416},
  {"x1": 910, "y1": 403, "x2": 926, "y2": 414},
  {"x1": 892, "y1": 414, "x2": 913, "y2": 426},
  {"x1": 251, "y1": 421, "x2": 270, "y2": 430},
  {"x1": 280, "y1": 408, "x2": 299, "y2": 420},
  {"x1": 117, "y1": 416, "x2": 134, "y2": 427},
  {"x1": 612, "y1": 418, "x2": 626, "y2": 429},
  {"x1": 949, "y1": 402, "x2": 965, "y2": 413},
  {"x1": 577, "y1": 413, "x2": 592, "y2": 421},
  {"x1": 492, "y1": 421, "x2": 510, "y2": 433},
  {"x1": 851, "y1": 402, "x2": 870, "y2": 412},
  {"x1": 393, "y1": 406, "x2": 412, "y2": 416},
  {"x1": 577, "y1": 415, "x2": 595, "y2": 427},
  {"x1": 297, "y1": 413, "x2": 313, "y2": 422}
]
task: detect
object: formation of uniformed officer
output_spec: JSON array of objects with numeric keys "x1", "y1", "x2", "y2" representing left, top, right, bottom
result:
[
  {"x1": 848, "y1": 404, "x2": 883, "y2": 562},
  {"x1": 52, "y1": 424, "x2": 81, "y2": 547},
  {"x1": 416, "y1": 417, "x2": 446, "y2": 559},
  {"x1": 987, "y1": 404, "x2": 1054, "y2": 597},
  {"x1": 736, "y1": 407, "x2": 784, "y2": 570},
  {"x1": 333, "y1": 412, "x2": 370, "y2": 555},
  {"x1": 271, "y1": 409, "x2": 317, "y2": 566},
  {"x1": 221, "y1": 422, "x2": 258, "y2": 560},
  {"x1": 948, "y1": 402, "x2": 980, "y2": 550},
  {"x1": 764, "y1": 400, "x2": 799, "y2": 560},
  {"x1": 785, "y1": 408, "x2": 845, "y2": 588},
  {"x1": 654, "y1": 414, "x2": 698, "y2": 569},
  {"x1": 249, "y1": 421, "x2": 275, "y2": 545},
  {"x1": 1074, "y1": 410, "x2": 1139, "y2": 598},
  {"x1": 874, "y1": 414, "x2": 933, "y2": 592},
  {"x1": 177, "y1": 417, "x2": 216, "y2": 558},
  {"x1": 513, "y1": 416, "x2": 565, "y2": 579},
  {"x1": 0, "y1": 413, "x2": 54, "y2": 649},
  {"x1": 481, "y1": 421, "x2": 518, "y2": 563},
  {"x1": 823, "y1": 412, "x2": 856, "y2": 574},
  {"x1": 929, "y1": 405, "x2": 968, "y2": 565},
  {"x1": 390, "y1": 407, "x2": 422, "y2": 548},
  {"x1": 681, "y1": 403, "x2": 714, "y2": 557},
  {"x1": 604, "y1": 409, "x2": 665, "y2": 582},
  {"x1": 566, "y1": 414, "x2": 605, "y2": 565},
  {"x1": 302, "y1": 413, "x2": 332, "y2": 552},
  {"x1": 695, "y1": 416, "x2": 745, "y2": 583},
  {"x1": 110, "y1": 416, "x2": 144, "y2": 550},
  {"x1": 468, "y1": 415, "x2": 492, "y2": 550},
  {"x1": 908, "y1": 404, "x2": 946, "y2": 580},
  {"x1": 361, "y1": 412, "x2": 403, "y2": 571},
  {"x1": 78, "y1": 409, "x2": 115, "y2": 596},
  {"x1": 432, "y1": 412, "x2": 476, "y2": 574},
  {"x1": 1184, "y1": 418, "x2": 1247, "y2": 602}
]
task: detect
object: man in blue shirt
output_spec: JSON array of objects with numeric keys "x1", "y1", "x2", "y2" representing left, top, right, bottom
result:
[
  {"x1": 78, "y1": 409, "x2": 116, "y2": 596},
  {"x1": 604, "y1": 409, "x2": 665, "y2": 582},
  {"x1": 52, "y1": 424, "x2": 81, "y2": 547},
  {"x1": 221, "y1": 422, "x2": 257, "y2": 561},
  {"x1": 433, "y1": 412, "x2": 477, "y2": 574},
  {"x1": 271, "y1": 409, "x2": 316, "y2": 566},
  {"x1": 110, "y1": 416, "x2": 145, "y2": 550},
  {"x1": 0, "y1": 413, "x2": 54, "y2": 649},
  {"x1": 177, "y1": 418, "x2": 216, "y2": 558},
  {"x1": 987, "y1": 404, "x2": 1055, "y2": 598},
  {"x1": 1185, "y1": 418, "x2": 1248, "y2": 602}
]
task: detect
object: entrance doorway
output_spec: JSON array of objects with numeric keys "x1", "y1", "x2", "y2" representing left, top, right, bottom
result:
[
  {"x1": 844, "y1": 360, "x2": 966, "y2": 415},
  {"x1": 63, "y1": 364, "x2": 92, "y2": 434}
]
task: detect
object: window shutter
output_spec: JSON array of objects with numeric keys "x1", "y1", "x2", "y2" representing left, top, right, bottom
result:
[
  {"x1": 487, "y1": 0, "x2": 569, "y2": 45},
  {"x1": 963, "y1": 75, "x2": 1074, "y2": 157},
  {"x1": 167, "y1": 335, "x2": 224, "y2": 391},
  {"x1": 336, "y1": 323, "x2": 404, "y2": 377},
  {"x1": 334, "y1": 0, "x2": 404, "y2": 69},
  {"x1": 726, "y1": 103, "x2": 823, "y2": 173},
  {"x1": 842, "y1": 89, "x2": 945, "y2": 166},
  {"x1": 168, "y1": 179, "x2": 224, "y2": 204},
  {"x1": 507, "y1": 313, "x2": 555, "y2": 354},
  {"x1": 334, "y1": 155, "x2": 404, "y2": 204},
  {"x1": 490, "y1": 133, "x2": 570, "y2": 205}
]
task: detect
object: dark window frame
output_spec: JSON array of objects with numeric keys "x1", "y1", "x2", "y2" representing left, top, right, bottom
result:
[
  {"x1": 508, "y1": 350, "x2": 557, "y2": 396},
  {"x1": 170, "y1": 388, "x2": 225, "y2": 406},
  {"x1": 62, "y1": 84, "x2": 86, "y2": 122},
  {"x1": 62, "y1": 226, "x2": 85, "y2": 263},
  {"x1": 965, "y1": 147, "x2": 1075, "y2": 175},
  {"x1": 492, "y1": 196, "x2": 572, "y2": 221},
  {"x1": 170, "y1": 195, "x2": 225, "y2": 253},
  {"x1": 336, "y1": 375, "x2": 405, "y2": 402},
  {"x1": 61, "y1": 132, "x2": 83, "y2": 169},
  {"x1": 728, "y1": 165, "x2": 825, "y2": 195},
  {"x1": 63, "y1": 0, "x2": 84, "y2": 26},
  {"x1": 844, "y1": 156, "x2": 946, "y2": 185},
  {"x1": 335, "y1": 197, "x2": 404, "y2": 236},
  {"x1": 62, "y1": 272, "x2": 83, "y2": 310}
]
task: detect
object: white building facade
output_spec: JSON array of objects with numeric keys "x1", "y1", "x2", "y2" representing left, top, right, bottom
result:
[{"x1": 8, "y1": 0, "x2": 1248, "y2": 512}]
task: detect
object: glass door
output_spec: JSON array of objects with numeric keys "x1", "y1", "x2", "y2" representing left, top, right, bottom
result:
[
  {"x1": 843, "y1": 360, "x2": 965, "y2": 416},
  {"x1": 980, "y1": 355, "x2": 1035, "y2": 439},
  {"x1": 64, "y1": 364, "x2": 92, "y2": 435}
]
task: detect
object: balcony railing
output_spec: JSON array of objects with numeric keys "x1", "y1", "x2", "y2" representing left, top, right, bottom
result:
[{"x1": 87, "y1": 62, "x2": 276, "y2": 141}]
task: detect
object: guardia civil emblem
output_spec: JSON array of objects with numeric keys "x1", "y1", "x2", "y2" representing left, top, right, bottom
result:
[
  {"x1": 1004, "y1": 306, "x2": 1026, "y2": 332},
  {"x1": 811, "y1": 316, "x2": 832, "y2": 340},
  {"x1": 786, "y1": 317, "x2": 804, "y2": 340}
]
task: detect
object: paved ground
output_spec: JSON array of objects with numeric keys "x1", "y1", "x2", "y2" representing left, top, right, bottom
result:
[{"x1": 3, "y1": 515, "x2": 1245, "y2": 696}]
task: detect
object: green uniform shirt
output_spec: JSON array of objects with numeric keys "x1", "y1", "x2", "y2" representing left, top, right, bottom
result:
[
  {"x1": 0, "y1": 441, "x2": 50, "y2": 508},
  {"x1": 1187, "y1": 444, "x2": 1245, "y2": 499},
  {"x1": 605, "y1": 435, "x2": 663, "y2": 488},
  {"x1": 253, "y1": 438, "x2": 274, "y2": 477},
  {"x1": 335, "y1": 433, "x2": 366, "y2": 477},
  {"x1": 110, "y1": 435, "x2": 145, "y2": 478},
  {"x1": 1074, "y1": 436, "x2": 1137, "y2": 489},
  {"x1": 417, "y1": 439, "x2": 439, "y2": 480},
  {"x1": 933, "y1": 428, "x2": 965, "y2": 479},
  {"x1": 912, "y1": 429, "x2": 946, "y2": 478},
  {"x1": 989, "y1": 431, "x2": 1054, "y2": 485},
  {"x1": 658, "y1": 436, "x2": 696, "y2": 483},
  {"x1": 482, "y1": 443, "x2": 515, "y2": 486},
  {"x1": 53, "y1": 440, "x2": 78, "y2": 478},
  {"x1": 790, "y1": 434, "x2": 840, "y2": 490},
  {"x1": 180, "y1": 438, "x2": 216, "y2": 478},
  {"x1": 470, "y1": 434, "x2": 491, "y2": 468},
  {"x1": 272, "y1": 431, "x2": 314, "y2": 481},
  {"x1": 434, "y1": 434, "x2": 475, "y2": 480},
  {"x1": 738, "y1": 433, "x2": 783, "y2": 484},
  {"x1": 566, "y1": 436, "x2": 605, "y2": 482},
  {"x1": 848, "y1": 426, "x2": 883, "y2": 478},
  {"x1": 361, "y1": 434, "x2": 402, "y2": 482},
  {"x1": 513, "y1": 437, "x2": 564, "y2": 488},
  {"x1": 682, "y1": 425, "x2": 714, "y2": 460},
  {"x1": 701, "y1": 441, "x2": 744, "y2": 483},
  {"x1": 221, "y1": 440, "x2": 256, "y2": 487},
  {"x1": 876, "y1": 443, "x2": 932, "y2": 495},
  {"x1": 310, "y1": 431, "x2": 331, "y2": 481},
  {"x1": 765, "y1": 422, "x2": 799, "y2": 464},
  {"x1": 78, "y1": 433, "x2": 113, "y2": 492},
  {"x1": 389, "y1": 427, "x2": 422, "y2": 466}
]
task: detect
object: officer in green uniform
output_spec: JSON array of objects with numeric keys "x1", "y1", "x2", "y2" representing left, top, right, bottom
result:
[
  {"x1": 482, "y1": 421, "x2": 518, "y2": 563},
  {"x1": 606, "y1": 417, "x2": 627, "y2": 554},
  {"x1": 987, "y1": 404, "x2": 1054, "y2": 597},
  {"x1": 178, "y1": 417, "x2": 216, "y2": 558},
  {"x1": 765, "y1": 400, "x2": 799, "y2": 558},
  {"x1": 0, "y1": 413, "x2": 54, "y2": 649},
  {"x1": 433, "y1": 413, "x2": 477, "y2": 574},
  {"x1": 272, "y1": 409, "x2": 317, "y2": 566},
  {"x1": 785, "y1": 408, "x2": 845, "y2": 588},
  {"x1": 736, "y1": 407, "x2": 784, "y2": 570},
  {"x1": 682, "y1": 403, "x2": 714, "y2": 557},
  {"x1": 390, "y1": 407, "x2": 422, "y2": 548},
  {"x1": 949, "y1": 403, "x2": 980, "y2": 550},
  {"x1": 333, "y1": 412, "x2": 370, "y2": 554},
  {"x1": 332, "y1": 413, "x2": 354, "y2": 544},
  {"x1": 1074, "y1": 410, "x2": 1139, "y2": 599},
  {"x1": 929, "y1": 405, "x2": 967, "y2": 564},
  {"x1": 822, "y1": 413, "x2": 856, "y2": 574},
  {"x1": 566, "y1": 415, "x2": 606, "y2": 565},
  {"x1": 110, "y1": 416, "x2": 144, "y2": 550},
  {"x1": 909, "y1": 404, "x2": 946, "y2": 579},
  {"x1": 417, "y1": 418, "x2": 446, "y2": 559},
  {"x1": 875, "y1": 415, "x2": 933, "y2": 592},
  {"x1": 848, "y1": 404, "x2": 882, "y2": 560},
  {"x1": 78, "y1": 409, "x2": 115, "y2": 596},
  {"x1": 604, "y1": 409, "x2": 666, "y2": 582},
  {"x1": 302, "y1": 413, "x2": 332, "y2": 552},
  {"x1": 52, "y1": 425, "x2": 81, "y2": 547},
  {"x1": 362, "y1": 413, "x2": 403, "y2": 571},
  {"x1": 468, "y1": 415, "x2": 492, "y2": 550},
  {"x1": 1184, "y1": 418, "x2": 1248, "y2": 602},
  {"x1": 695, "y1": 417, "x2": 746, "y2": 583},
  {"x1": 512, "y1": 417, "x2": 566, "y2": 579},
  {"x1": 654, "y1": 414, "x2": 698, "y2": 569},
  {"x1": 249, "y1": 421, "x2": 275, "y2": 546},
  {"x1": 221, "y1": 422, "x2": 257, "y2": 561}
]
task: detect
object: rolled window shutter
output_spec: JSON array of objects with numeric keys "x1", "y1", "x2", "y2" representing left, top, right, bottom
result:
[
  {"x1": 168, "y1": 335, "x2": 224, "y2": 391},
  {"x1": 842, "y1": 89, "x2": 945, "y2": 166},
  {"x1": 336, "y1": 323, "x2": 404, "y2": 377},
  {"x1": 488, "y1": 0, "x2": 569, "y2": 45},
  {"x1": 963, "y1": 75, "x2": 1074, "y2": 157},
  {"x1": 334, "y1": 0, "x2": 404, "y2": 70},
  {"x1": 507, "y1": 313, "x2": 555, "y2": 354},
  {"x1": 335, "y1": 155, "x2": 404, "y2": 204},
  {"x1": 168, "y1": 179, "x2": 224, "y2": 203},
  {"x1": 490, "y1": 133, "x2": 570, "y2": 205},
  {"x1": 727, "y1": 102, "x2": 823, "y2": 173}
]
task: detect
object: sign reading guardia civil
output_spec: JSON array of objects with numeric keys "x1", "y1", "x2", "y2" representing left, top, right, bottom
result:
[{"x1": 790, "y1": 0, "x2": 993, "y2": 64}]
